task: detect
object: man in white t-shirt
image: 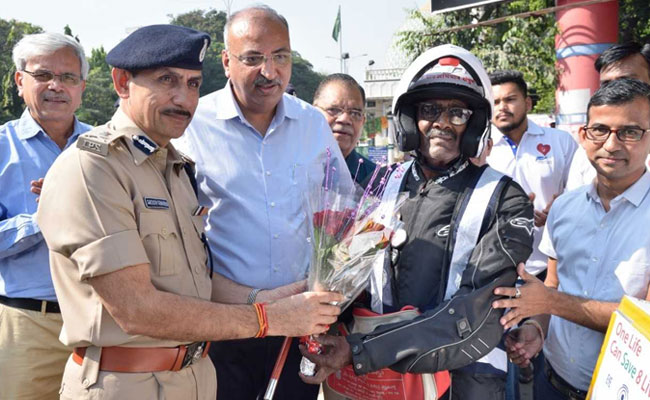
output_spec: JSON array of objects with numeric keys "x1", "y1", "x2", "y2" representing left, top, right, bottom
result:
[
  {"x1": 487, "y1": 70, "x2": 577, "y2": 278},
  {"x1": 566, "y1": 41, "x2": 650, "y2": 190}
]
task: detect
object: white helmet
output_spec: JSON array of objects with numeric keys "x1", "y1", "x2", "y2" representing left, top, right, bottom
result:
[{"x1": 392, "y1": 44, "x2": 493, "y2": 159}]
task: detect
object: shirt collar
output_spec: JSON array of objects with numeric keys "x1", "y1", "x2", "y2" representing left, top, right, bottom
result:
[
  {"x1": 16, "y1": 108, "x2": 85, "y2": 142},
  {"x1": 110, "y1": 109, "x2": 182, "y2": 167},
  {"x1": 586, "y1": 171, "x2": 650, "y2": 207},
  {"x1": 215, "y1": 81, "x2": 300, "y2": 123},
  {"x1": 525, "y1": 119, "x2": 545, "y2": 136}
]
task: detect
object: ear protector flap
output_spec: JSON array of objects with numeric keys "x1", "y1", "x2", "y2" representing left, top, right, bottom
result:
[
  {"x1": 394, "y1": 103, "x2": 419, "y2": 152},
  {"x1": 460, "y1": 105, "x2": 491, "y2": 158}
]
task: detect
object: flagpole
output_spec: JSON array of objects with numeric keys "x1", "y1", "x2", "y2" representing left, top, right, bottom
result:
[{"x1": 339, "y1": 6, "x2": 344, "y2": 73}]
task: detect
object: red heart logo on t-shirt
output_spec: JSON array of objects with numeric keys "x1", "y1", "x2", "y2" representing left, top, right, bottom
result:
[{"x1": 537, "y1": 143, "x2": 551, "y2": 156}]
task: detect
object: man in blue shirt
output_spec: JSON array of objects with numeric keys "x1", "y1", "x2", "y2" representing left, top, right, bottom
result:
[
  {"x1": 0, "y1": 32, "x2": 91, "y2": 399},
  {"x1": 177, "y1": 5, "x2": 353, "y2": 400},
  {"x1": 313, "y1": 73, "x2": 377, "y2": 184},
  {"x1": 493, "y1": 78, "x2": 650, "y2": 399}
]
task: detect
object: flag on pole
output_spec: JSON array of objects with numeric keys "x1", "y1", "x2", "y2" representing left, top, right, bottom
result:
[{"x1": 332, "y1": 6, "x2": 341, "y2": 42}]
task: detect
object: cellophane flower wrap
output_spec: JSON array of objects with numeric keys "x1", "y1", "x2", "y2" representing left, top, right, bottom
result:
[{"x1": 299, "y1": 151, "x2": 407, "y2": 376}]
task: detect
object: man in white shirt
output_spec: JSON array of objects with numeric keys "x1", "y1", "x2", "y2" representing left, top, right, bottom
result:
[
  {"x1": 487, "y1": 70, "x2": 577, "y2": 278},
  {"x1": 493, "y1": 78, "x2": 650, "y2": 399},
  {"x1": 176, "y1": 5, "x2": 352, "y2": 400},
  {"x1": 566, "y1": 42, "x2": 650, "y2": 190}
]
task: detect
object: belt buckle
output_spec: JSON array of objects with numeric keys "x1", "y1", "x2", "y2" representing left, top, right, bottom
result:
[{"x1": 181, "y1": 342, "x2": 205, "y2": 369}]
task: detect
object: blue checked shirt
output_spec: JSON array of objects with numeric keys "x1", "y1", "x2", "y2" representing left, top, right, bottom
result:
[{"x1": 0, "y1": 109, "x2": 91, "y2": 301}]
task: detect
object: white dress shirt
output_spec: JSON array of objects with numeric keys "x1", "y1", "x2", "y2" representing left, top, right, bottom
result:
[
  {"x1": 176, "y1": 83, "x2": 351, "y2": 289},
  {"x1": 539, "y1": 172, "x2": 650, "y2": 391},
  {"x1": 487, "y1": 119, "x2": 578, "y2": 275}
]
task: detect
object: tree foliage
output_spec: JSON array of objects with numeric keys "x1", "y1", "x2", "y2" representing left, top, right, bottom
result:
[
  {"x1": 0, "y1": 19, "x2": 42, "y2": 124},
  {"x1": 619, "y1": 0, "x2": 650, "y2": 43},
  {"x1": 76, "y1": 46, "x2": 118, "y2": 125}
]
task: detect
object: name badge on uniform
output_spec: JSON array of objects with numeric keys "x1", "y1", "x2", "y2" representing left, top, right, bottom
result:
[{"x1": 144, "y1": 197, "x2": 169, "y2": 209}]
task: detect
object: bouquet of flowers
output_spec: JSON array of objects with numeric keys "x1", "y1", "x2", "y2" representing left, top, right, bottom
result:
[
  {"x1": 264, "y1": 152, "x2": 408, "y2": 399},
  {"x1": 298, "y1": 151, "x2": 407, "y2": 376}
]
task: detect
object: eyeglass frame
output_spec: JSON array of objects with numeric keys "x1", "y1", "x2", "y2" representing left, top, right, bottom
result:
[
  {"x1": 228, "y1": 51, "x2": 292, "y2": 67},
  {"x1": 21, "y1": 69, "x2": 83, "y2": 87},
  {"x1": 319, "y1": 106, "x2": 365, "y2": 122},
  {"x1": 581, "y1": 125, "x2": 650, "y2": 143},
  {"x1": 416, "y1": 103, "x2": 473, "y2": 126}
]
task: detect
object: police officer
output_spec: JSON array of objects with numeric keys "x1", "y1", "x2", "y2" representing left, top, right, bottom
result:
[
  {"x1": 36, "y1": 24, "x2": 342, "y2": 400},
  {"x1": 301, "y1": 45, "x2": 534, "y2": 399}
]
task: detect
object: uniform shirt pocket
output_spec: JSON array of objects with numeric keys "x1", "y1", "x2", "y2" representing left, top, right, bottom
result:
[{"x1": 138, "y1": 212, "x2": 180, "y2": 276}]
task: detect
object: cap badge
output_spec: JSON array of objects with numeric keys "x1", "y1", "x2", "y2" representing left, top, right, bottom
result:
[{"x1": 199, "y1": 38, "x2": 208, "y2": 62}]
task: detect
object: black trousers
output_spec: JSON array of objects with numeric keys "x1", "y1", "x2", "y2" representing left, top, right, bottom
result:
[
  {"x1": 209, "y1": 337, "x2": 319, "y2": 400},
  {"x1": 446, "y1": 369, "x2": 507, "y2": 400}
]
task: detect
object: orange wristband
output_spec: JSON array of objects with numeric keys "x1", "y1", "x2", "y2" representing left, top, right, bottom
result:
[{"x1": 253, "y1": 303, "x2": 268, "y2": 338}]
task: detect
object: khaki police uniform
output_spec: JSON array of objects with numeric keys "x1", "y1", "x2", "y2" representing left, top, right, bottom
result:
[{"x1": 37, "y1": 109, "x2": 215, "y2": 399}]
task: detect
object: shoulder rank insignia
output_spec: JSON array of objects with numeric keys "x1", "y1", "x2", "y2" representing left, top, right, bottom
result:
[
  {"x1": 77, "y1": 133, "x2": 112, "y2": 156},
  {"x1": 132, "y1": 135, "x2": 158, "y2": 156}
]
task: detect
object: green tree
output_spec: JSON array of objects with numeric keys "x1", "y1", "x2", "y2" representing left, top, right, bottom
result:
[
  {"x1": 0, "y1": 18, "x2": 42, "y2": 124},
  {"x1": 619, "y1": 0, "x2": 650, "y2": 43},
  {"x1": 77, "y1": 46, "x2": 118, "y2": 125},
  {"x1": 398, "y1": 1, "x2": 558, "y2": 113},
  {"x1": 290, "y1": 51, "x2": 326, "y2": 103}
]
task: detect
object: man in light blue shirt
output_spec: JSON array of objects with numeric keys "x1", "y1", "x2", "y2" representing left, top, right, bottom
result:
[
  {"x1": 493, "y1": 78, "x2": 650, "y2": 399},
  {"x1": 0, "y1": 32, "x2": 91, "y2": 399},
  {"x1": 176, "y1": 5, "x2": 352, "y2": 400}
]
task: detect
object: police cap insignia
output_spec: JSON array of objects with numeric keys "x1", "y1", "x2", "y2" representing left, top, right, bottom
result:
[
  {"x1": 199, "y1": 38, "x2": 208, "y2": 62},
  {"x1": 106, "y1": 24, "x2": 211, "y2": 71}
]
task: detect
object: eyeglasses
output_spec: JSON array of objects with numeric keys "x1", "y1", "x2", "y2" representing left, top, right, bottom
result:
[
  {"x1": 321, "y1": 107, "x2": 364, "y2": 122},
  {"x1": 582, "y1": 125, "x2": 650, "y2": 143},
  {"x1": 22, "y1": 69, "x2": 82, "y2": 87},
  {"x1": 417, "y1": 103, "x2": 473, "y2": 126},
  {"x1": 230, "y1": 51, "x2": 292, "y2": 67}
]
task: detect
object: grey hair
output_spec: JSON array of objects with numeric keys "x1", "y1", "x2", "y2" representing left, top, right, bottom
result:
[
  {"x1": 12, "y1": 32, "x2": 89, "y2": 80},
  {"x1": 223, "y1": 4, "x2": 289, "y2": 50}
]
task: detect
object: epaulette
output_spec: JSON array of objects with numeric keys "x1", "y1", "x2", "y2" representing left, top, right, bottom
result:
[{"x1": 76, "y1": 126, "x2": 122, "y2": 156}]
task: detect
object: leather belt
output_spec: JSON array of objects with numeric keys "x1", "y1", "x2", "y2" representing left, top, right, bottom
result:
[
  {"x1": 73, "y1": 342, "x2": 211, "y2": 373},
  {"x1": 0, "y1": 294, "x2": 60, "y2": 313},
  {"x1": 544, "y1": 358, "x2": 586, "y2": 400}
]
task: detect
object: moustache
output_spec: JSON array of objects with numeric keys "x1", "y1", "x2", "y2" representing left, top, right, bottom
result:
[
  {"x1": 496, "y1": 111, "x2": 513, "y2": 118},
  {"x1": 331, "y1": 123, "x2": 355, "y2": 136},
  {"x1": 425, "y1": 127, "x2": 457, "y2": 141},
  {"x1": 161, "y1": 108, "x2": 192, "y2": 119},
  {"x1": 253, "y1": 75, "x2": 283, "y2": 87},
  {"x1": 43, "y1": 93, "x2": 70, "y2": 102}
]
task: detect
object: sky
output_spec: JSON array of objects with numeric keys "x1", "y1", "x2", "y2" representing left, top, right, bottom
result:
[{"x1": 2, "y1": 0, "x2": 421, "y2": 85}]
